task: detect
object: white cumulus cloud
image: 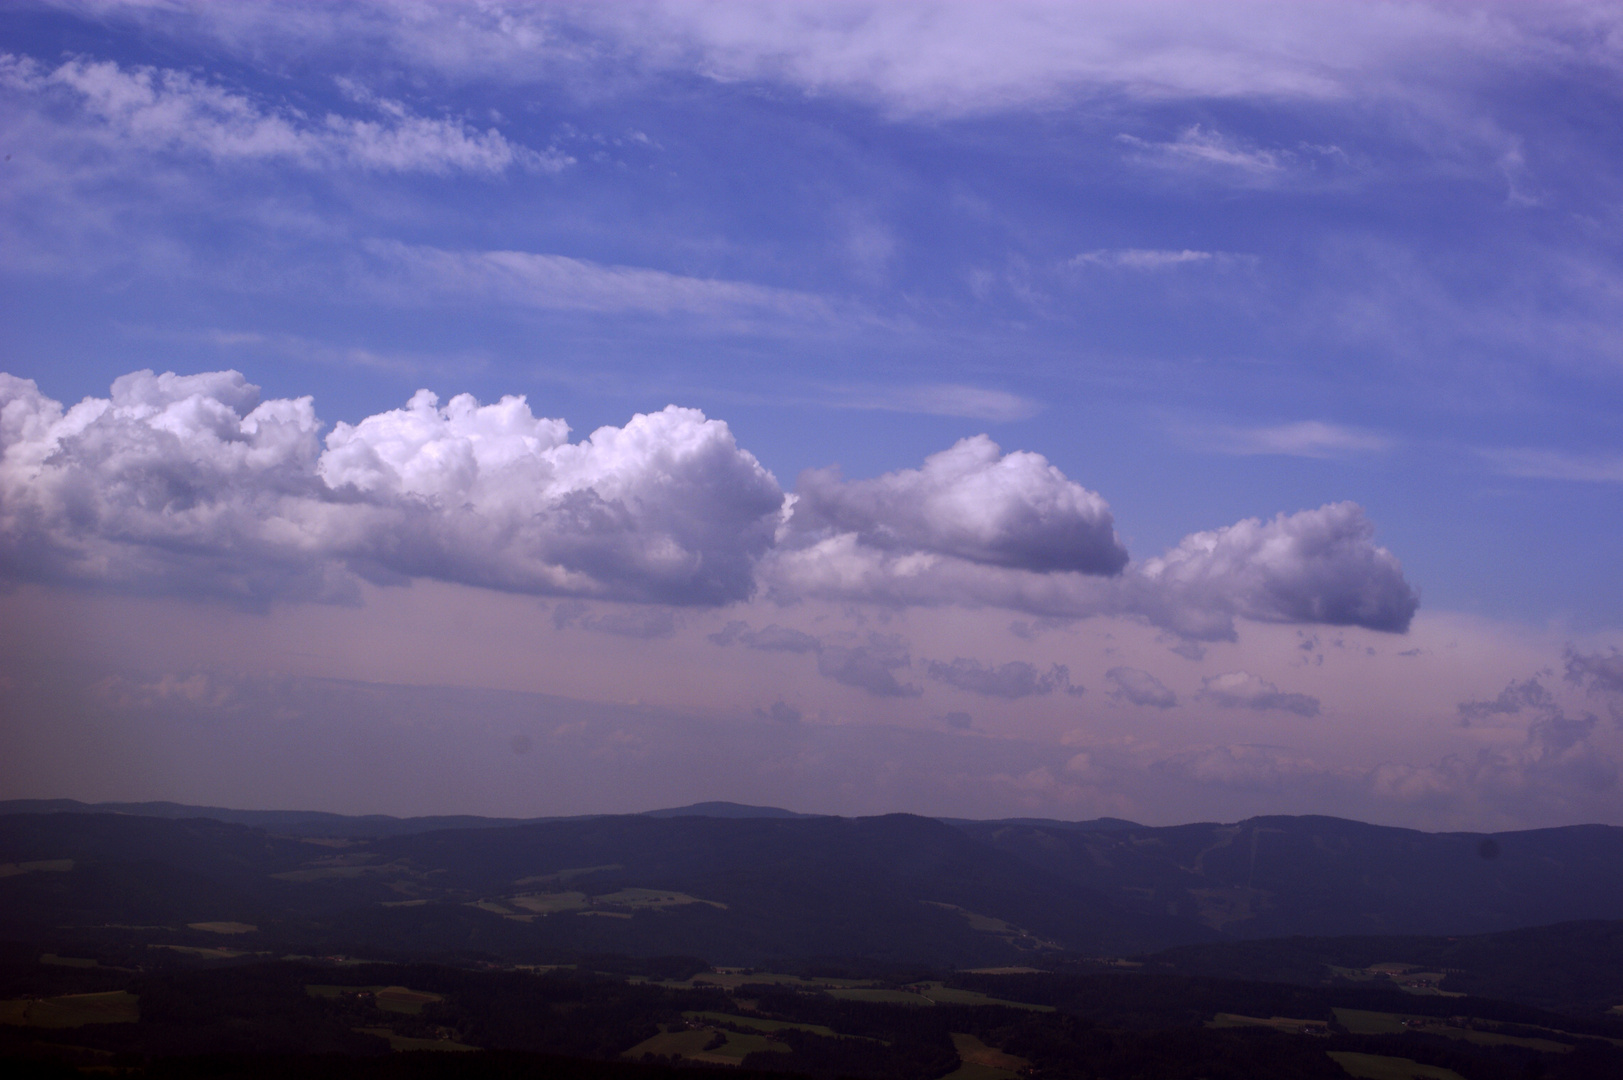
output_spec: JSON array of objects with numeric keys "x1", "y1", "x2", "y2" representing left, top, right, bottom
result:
[
  {"x1": 1133, "y1": 502, "x2": 1419, "y2": 640},
  {"x1": 764, "y1": 440, "x2": 1417, "y2": 640},
  {"x1": 780, "y1": 435, "x2": 1129, "y2": 575},
  {"x1": 1, "y1": 370, "x2": 1421, "y2": 638},
  {"x1": 0, "y1": 370, "x2": 783, "y2": 606}
]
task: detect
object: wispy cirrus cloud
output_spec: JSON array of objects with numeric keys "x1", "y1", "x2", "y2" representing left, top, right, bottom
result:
[
  {"x1": 117, "y1": 1, "x2": 1613, "y2": 118},
  {"x1": 37, "y1": 0, "x2": 1615, "y2": 225},
  {"x1": 1070, "y1": 248, "x2": 1219, "y2": 271},
  {"x1": 1203, "y1": 421, "x2": 1394, "y2": 459},
  {"x1": 1481, "y1": 447, "x2": 1623, "y2": 483},
  {"x1": 119, "y1": 325, "x2": 489, "y2": 379},
  {"x1": 357, "y1": 240, "x2": 836, "y2": 320},
  {"x1": 0, "y1": 53, "x2": 570, "y2": 175},
  {"x1": 1119, "y1": 125, "x2": 1288, "y2": 175},
  {"x1": 1117, "y1": 124, "x2": 1352, "y2": 184},
  {"x1": 55, "y1": 0, "x2": 1623, "y2": 178},
  {"x1": 821, "y1": 383, "x2": 1042, "y2": 422}
]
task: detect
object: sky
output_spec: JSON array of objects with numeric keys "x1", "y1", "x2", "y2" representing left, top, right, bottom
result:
[{"x1": 3, "y1": 0, "x2": 1623, "y2": 830}]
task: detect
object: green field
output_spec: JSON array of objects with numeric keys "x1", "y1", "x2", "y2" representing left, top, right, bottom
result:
[
  {"x1": 307, "y1": 985, "x2": 444, "y2": 1015},
  {"x1": 682, "y1": 1011, "x2": 844, "y2": 1038},
  {"x1": 506, "y1": 890, "x2": 589, "y2": 914},
  {"x1": 665, "y1": 971, "x2": 873, "y2": 991},
  {"x1": 927, "y1": 903, "x2": 1021, "y2": 935},
  {"x1": 271, "y1": 863, "x2": 390, "y2": 881},
  {"x1": 499, "y1": 887, "x2": 730, "y2": 916},
  {"x1": 593, "y1": 887, "x2": 726, "y2": 910},
  {"x1": 940, "y1": 1032, "x2": 1029, "y2": 1080},
  {"x1": 0, "y1": 991, "x2": 139, "y2": 1028},
  {"x1": 0, "y1": 858, "x2": 73, "y2": 877},
  {"x1": 513, "y1": 864, "x2": 623, "y2": 886},
  {"x1": 356, "y1": 1026, "x2": 477, "y2": 1052},
  {"x1": 1328, "y1": 965, "x2": 1381, "y2": 982},
  {"x1": 151, "y1": 944, "x2": 249, "y2": 960},
  {"x1": 1333, "y1": 1008, "x2": 1573, "y2": 1053},
  {"x1": 1327, "y1": 964, "x2": 1462, "y2": 998},
  {"x1": 1334, "y1": 1009, "x2": 1416, "y2": 1035},
  {"x1": 923, "y1": 901, "x2": 1060, "y2": 949},
  {"x1": 468, "y1": 900, "x2": 521, "y2": 916},
  {"x1": 624, "y1": 1023, "x2": 790, "y2": 1065},
  {"x1": 663, "y1": 974, "x2": 1046, "y2": 1011},
  {"x1": 375, "y1": 986, "x2": 445, "y2": 1015},
  {"x1": 1208, "y1": 1013, "x2": 1329, "y2": 1034},
  {"x1": 827, "y1": 987, "x2": 933, "y2": 1005},
  {"x1": 914, "y1": 981, "x2": 1054, "y2": 1011},
  {"x1": 1329, "y1": 1051, "x2": 1465, "y2": 1079},
  {"x1": 1421, "y1": 1024, "x2": 1572, "y2": 1053}
]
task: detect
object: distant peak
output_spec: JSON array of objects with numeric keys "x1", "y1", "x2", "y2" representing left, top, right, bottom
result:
[{"x1": 642, "y1": 801, "x2": 815, "y2": 819}]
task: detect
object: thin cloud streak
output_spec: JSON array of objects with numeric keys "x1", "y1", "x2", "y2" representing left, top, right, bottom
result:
[
  {"x1": 114, "y1": 1, "x2": 1619, "y2": 118},
  {"x1": 1483, "y1": 447, "x2": 1623, "y2": 483},
  {"x1": 1071, "y1": 248, "x2": 1218, "y2": 270},
  {"x1": 0, "y1": 52, "x2": 570, "y2": 175},
  {"x1": 1204, "y1": 421, "x2": 1395, "y2": 459},
  {"x1": 357, "y1": 240, "x2": 837, "y2": 320},
  {"x1": 822, "y1": 383, "x2": 1043, "y2": 422}
]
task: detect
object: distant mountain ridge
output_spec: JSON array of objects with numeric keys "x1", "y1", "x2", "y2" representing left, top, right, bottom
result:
[
  {"x1": 641, "y1": 802, "x2": 819, "y2": 820},
  {"x1": 0, "y1": 809, "x2": 1194, "y2": 966},
  {"x1": 0, "y1": 798, "x2": 552, "y2": 838},
  {"x1": 0, "y1": 797, "x2": 1146, "y2": 836},
  {"x1": 954, "y1": 813, "x2": 1623, "y2": 939},
  {"x1": 0, "y1": 798, "x2": 819, "y2": 837},
  {"x1": 5, "y1": 801, "x2": 1623, "y2": 960}
]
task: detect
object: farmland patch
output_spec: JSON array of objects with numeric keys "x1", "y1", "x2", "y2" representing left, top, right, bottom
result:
[
  {"x1": 1329, "y1": 1051, "x2": 1464, "y2": 1080},
  {"x1": 0, "y1": 990, "x2": 138, "y2": 1028},
  {"x1": 944, "y1": 1032, "x2": 1029, "y2": 1080},
  {"x1": 0, "y1": 859, "x2": 73, "y2": 877}
]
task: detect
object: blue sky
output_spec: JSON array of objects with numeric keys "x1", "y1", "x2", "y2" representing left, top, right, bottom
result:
[{"x1": 4, "y1": 1, "x2": 1623, "y2": 828}]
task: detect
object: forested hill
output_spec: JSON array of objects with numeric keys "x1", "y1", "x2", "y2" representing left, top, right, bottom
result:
[
  {"x1": 4, "y1": 806, "x2": 1623, "y2": 967},
  {"x1": 952, "y1": 814, "x2": 1623, "y2": 939}
]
